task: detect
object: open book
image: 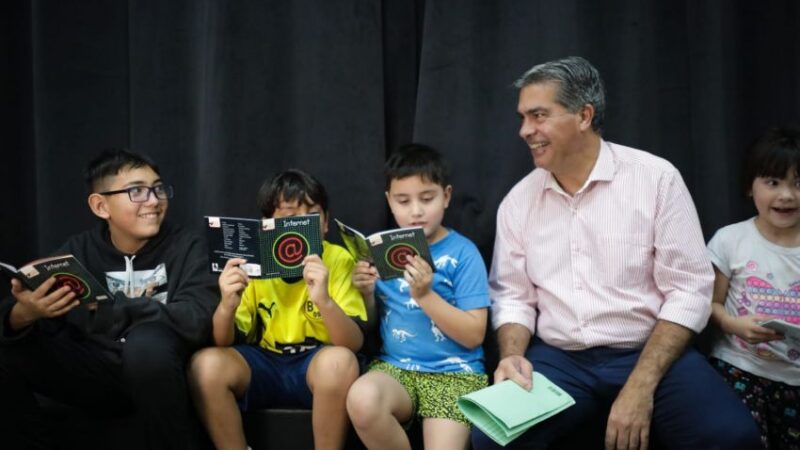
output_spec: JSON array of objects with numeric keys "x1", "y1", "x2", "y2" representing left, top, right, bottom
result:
[
  {"x1": 334, "y1": 219, "x2": 433, "y2": 280},
  {"x1": 457, "y1": 371, "x2": 575, "y2": 446},
  {"x1": 0, "y1": 255, "x2": 111, "y2": 305},
  {"x1": 205, "y1": 214, "x2": 322, "y2": 279},
  {"x1": 759, "y1": 319, "x2": 800, "y2": 346}
]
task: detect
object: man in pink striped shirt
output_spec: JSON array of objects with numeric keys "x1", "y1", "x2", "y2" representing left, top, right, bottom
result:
[{"x1": 471, "y1": 57, "x2": 760, "y2": 450}]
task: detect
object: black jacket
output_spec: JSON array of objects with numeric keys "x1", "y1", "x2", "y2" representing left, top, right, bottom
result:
[{"x1": 0, "y1": 221, "x2": 218, "y2": 354}]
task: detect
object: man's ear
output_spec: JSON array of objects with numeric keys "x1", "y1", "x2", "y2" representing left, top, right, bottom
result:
[
  {"x1": 578, "y1": 104, "x2": 595, "y2": 131},
  {"x1": 88, "y1": 193, "x2": 111, "y2": 219}
]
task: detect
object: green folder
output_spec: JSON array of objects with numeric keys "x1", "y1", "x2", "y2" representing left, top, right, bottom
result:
[{"x1": 458, "y1": 371, "x2": 575, "y2": 446}]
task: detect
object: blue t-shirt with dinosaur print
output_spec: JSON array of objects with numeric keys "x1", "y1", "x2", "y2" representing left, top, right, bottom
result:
[{"x1": 376, "y1": 229, "x2": 490, "y2": 373}]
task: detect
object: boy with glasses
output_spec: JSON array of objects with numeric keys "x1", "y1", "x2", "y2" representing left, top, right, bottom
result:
[{"x1": 0, "y1": 149, "x2": 218, "y2": 450}]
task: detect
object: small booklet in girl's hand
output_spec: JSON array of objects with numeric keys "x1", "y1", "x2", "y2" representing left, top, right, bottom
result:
[
  {"x1": 458, "y1": 371, "x2": 575, "y2": 447},
  {"x1": 759, "y1": 319, "x2": 800, "y2": 346}
]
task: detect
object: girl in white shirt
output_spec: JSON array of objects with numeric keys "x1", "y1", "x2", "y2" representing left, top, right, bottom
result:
[{"x1": 707, "y1": 126, "x2": 800, "y2": 450}]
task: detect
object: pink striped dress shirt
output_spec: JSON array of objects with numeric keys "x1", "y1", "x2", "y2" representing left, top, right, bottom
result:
[{"x1": 490, "y1": 141, "x2": 713, "y2": 350}]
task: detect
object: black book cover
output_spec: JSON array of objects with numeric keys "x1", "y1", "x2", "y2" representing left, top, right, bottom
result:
[
  {"x1": 334, "y1": 219, "x2": 432, "y2": 280},
  {"x1": 0, "y1": 255, "x2": 111, "y2": 305},
  {"x1": 206, "y1": 214, "x2": 323, "y2": 279}
]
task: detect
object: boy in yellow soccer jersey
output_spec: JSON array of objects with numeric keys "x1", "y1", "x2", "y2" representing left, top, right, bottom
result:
[{"x1": 189, "y1": 169, "x2": 367, "y2": 450}]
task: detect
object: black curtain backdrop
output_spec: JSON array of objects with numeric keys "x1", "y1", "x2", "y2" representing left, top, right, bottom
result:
[{"x1": 2, "y1": 0, "x2": 799, "y2": 267}]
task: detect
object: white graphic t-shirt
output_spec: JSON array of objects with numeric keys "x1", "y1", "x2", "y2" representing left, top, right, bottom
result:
[
  {"x1": 707, "y1": 218, "x2": 800, "y2": 385},
  {"x1": 105, "y1": 256, "x2": 169, "y2": 304}
]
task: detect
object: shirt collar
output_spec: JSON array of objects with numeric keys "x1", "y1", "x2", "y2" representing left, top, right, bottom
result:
[
  {"x1": 544, "y1": 139, "x2": 615, "y2": 195},
  {"x1": 588, "y1": 140, "x2": 615, "y2": 183}
]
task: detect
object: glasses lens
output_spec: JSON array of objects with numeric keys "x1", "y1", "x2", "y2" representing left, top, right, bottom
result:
[
  {"x1": 128, "y1": 187, "x2": 148, "y2": 202},
  {"x1": 155, "y1": 185, "x2": 173, "y2": 199}
]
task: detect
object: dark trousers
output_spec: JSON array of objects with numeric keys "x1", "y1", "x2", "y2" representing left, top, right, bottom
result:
[
  {"x1": 0, "y1": 321, "x2": 201, "y2": 450},
  {"x1": 471, "y1": 340, "x2": 763, "y2": 450}
]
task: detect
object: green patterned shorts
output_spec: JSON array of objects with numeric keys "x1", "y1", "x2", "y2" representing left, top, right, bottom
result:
[{"x1": 368, "y1": 360, "x2": 488, "y2": 426}]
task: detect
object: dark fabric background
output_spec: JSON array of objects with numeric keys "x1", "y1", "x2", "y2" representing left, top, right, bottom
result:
[{"x1": 2, "y1": 0, "x2": 799, "y2": 267}]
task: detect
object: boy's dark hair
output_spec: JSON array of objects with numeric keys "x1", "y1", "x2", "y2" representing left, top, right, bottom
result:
[
  {"x1": 84, "y1": 148, "x2": 160, "y2": 193},
  {"x1": 257, "y1": 169, "x2": 329, "y2": 218},
  {"x1": 383, "y1": 143, "x2": 450, "y2": 190},
  {"x1": 743, "y1": 126, "x2": 800, "y2": 195}
]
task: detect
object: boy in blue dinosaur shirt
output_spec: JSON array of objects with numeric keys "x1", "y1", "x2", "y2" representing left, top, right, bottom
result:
[{"x1": 346, "y1": 144, "x2": 490, "y2": 450}]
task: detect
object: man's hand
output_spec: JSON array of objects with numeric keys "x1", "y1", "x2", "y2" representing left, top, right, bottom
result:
[
  {"x1": 604, "y1": 320, "x2": 693, "y2": 450},
  {"x1": 352, "y1": 260, "x2": 378, "y2": 297},
  {"x1": 9, "y1": 277, "x2": 78, "y2": 330},
  {"x1": 218, "y1": 258, "x2": 249, "y2": 311},
  {"x1": 303, "y1": 254, "x2": 331, "y2": 307},
  {"x1": 404, "y1": 255, "x2": 433, "y2": 300},
  {"x1": 721, "y1": 314, "x2": 782, "y2": 344},
  {"x1": 493, "y1": 355, "x2": 533, "y2": 390},
  {"x1": 605, "y1": 384, "x2": 653, "y2": 450}
]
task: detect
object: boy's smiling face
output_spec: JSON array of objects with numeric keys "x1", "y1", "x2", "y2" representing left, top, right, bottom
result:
[
  {"x1": 89, "y1": 165, "x2": 168, "y2": 254},
  {"x1": 386, "y1": 175, "x2": 451, "y2": 244}
]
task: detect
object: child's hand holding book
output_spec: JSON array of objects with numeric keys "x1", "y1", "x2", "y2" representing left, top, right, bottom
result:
[
  {"x1": 303, "y1": 254, "x2": 331, "y2": 308},
  {"x1": 403, "y1": 254, "x2": 434, "y2": 300},
  {"x1": 218, "y1": 258, "x2": 250, "y2": 311},
  {"x1": 10, "y1": 276, "x2": 80, "y2": 325},
  {"x1": 351, "y1": 261, "x2": 378, "y2": 297}
]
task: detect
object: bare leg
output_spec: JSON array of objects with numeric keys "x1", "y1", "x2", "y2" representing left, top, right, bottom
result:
[
  {"x1": 422, "y1": 418, "x2": 470, "y2": 450},
  {"x1": 306, "y1": 346, "x2": 360, "y2": 450},
  {"x1": 346, "y1": 371, "x2": 414, "y2": 450},
  {"x1": 188, "y1": 347, "x2": 251, "y2": 450}
]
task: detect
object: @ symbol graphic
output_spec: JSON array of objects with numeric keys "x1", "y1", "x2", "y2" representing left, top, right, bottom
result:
[
  {"x1": 386, "y1": 244, "x2": 419, "y2": 271},
  {"x1": 273, "y1": 232, "x2": 310, "y2": 269},
  {"x1": 53, "y1": 273, "x2": 90, "y2": 299}
]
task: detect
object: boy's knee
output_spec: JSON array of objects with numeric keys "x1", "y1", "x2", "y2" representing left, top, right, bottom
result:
[
  {"x1": 309, "y1": 346, "x2": 358, "y2": 391},
  {"x1": 188, "y1": 349, "x2": 218, "y2": 386},
  {"x1": 346, "y1": 380, "x2": 383, "y2": 428},
  {"x1": 188, "y1": 348, "x2": 236, "y2": 391}
]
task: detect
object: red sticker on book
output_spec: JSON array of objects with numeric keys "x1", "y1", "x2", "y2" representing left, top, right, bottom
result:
[
  {"x1": 53, "y1": 273, "x2": 89, "y2": 298},
  {"x1": 274, "y1": 232, "x2": 309, "y2": 268},
  {"x1": 386, "y1": 244, "x2": 419, "y2": 271}
]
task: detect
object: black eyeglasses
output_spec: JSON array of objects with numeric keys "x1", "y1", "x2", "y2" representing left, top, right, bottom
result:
[{"x1": 99, "y1": 184, "x2": 174, "y2": 203}]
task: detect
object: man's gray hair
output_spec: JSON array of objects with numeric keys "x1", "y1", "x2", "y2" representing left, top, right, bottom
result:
[{"x1": 514, "y1": 56, "x2": 606, "y2": 133}]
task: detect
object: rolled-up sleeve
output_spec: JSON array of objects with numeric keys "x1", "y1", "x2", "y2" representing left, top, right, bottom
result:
[
  {"x1": 652, "y1": 170, "x2": 714, "y2": 332},
  {"x1": 489, "y1": 194, "x2": 539, "y2": 334}
]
